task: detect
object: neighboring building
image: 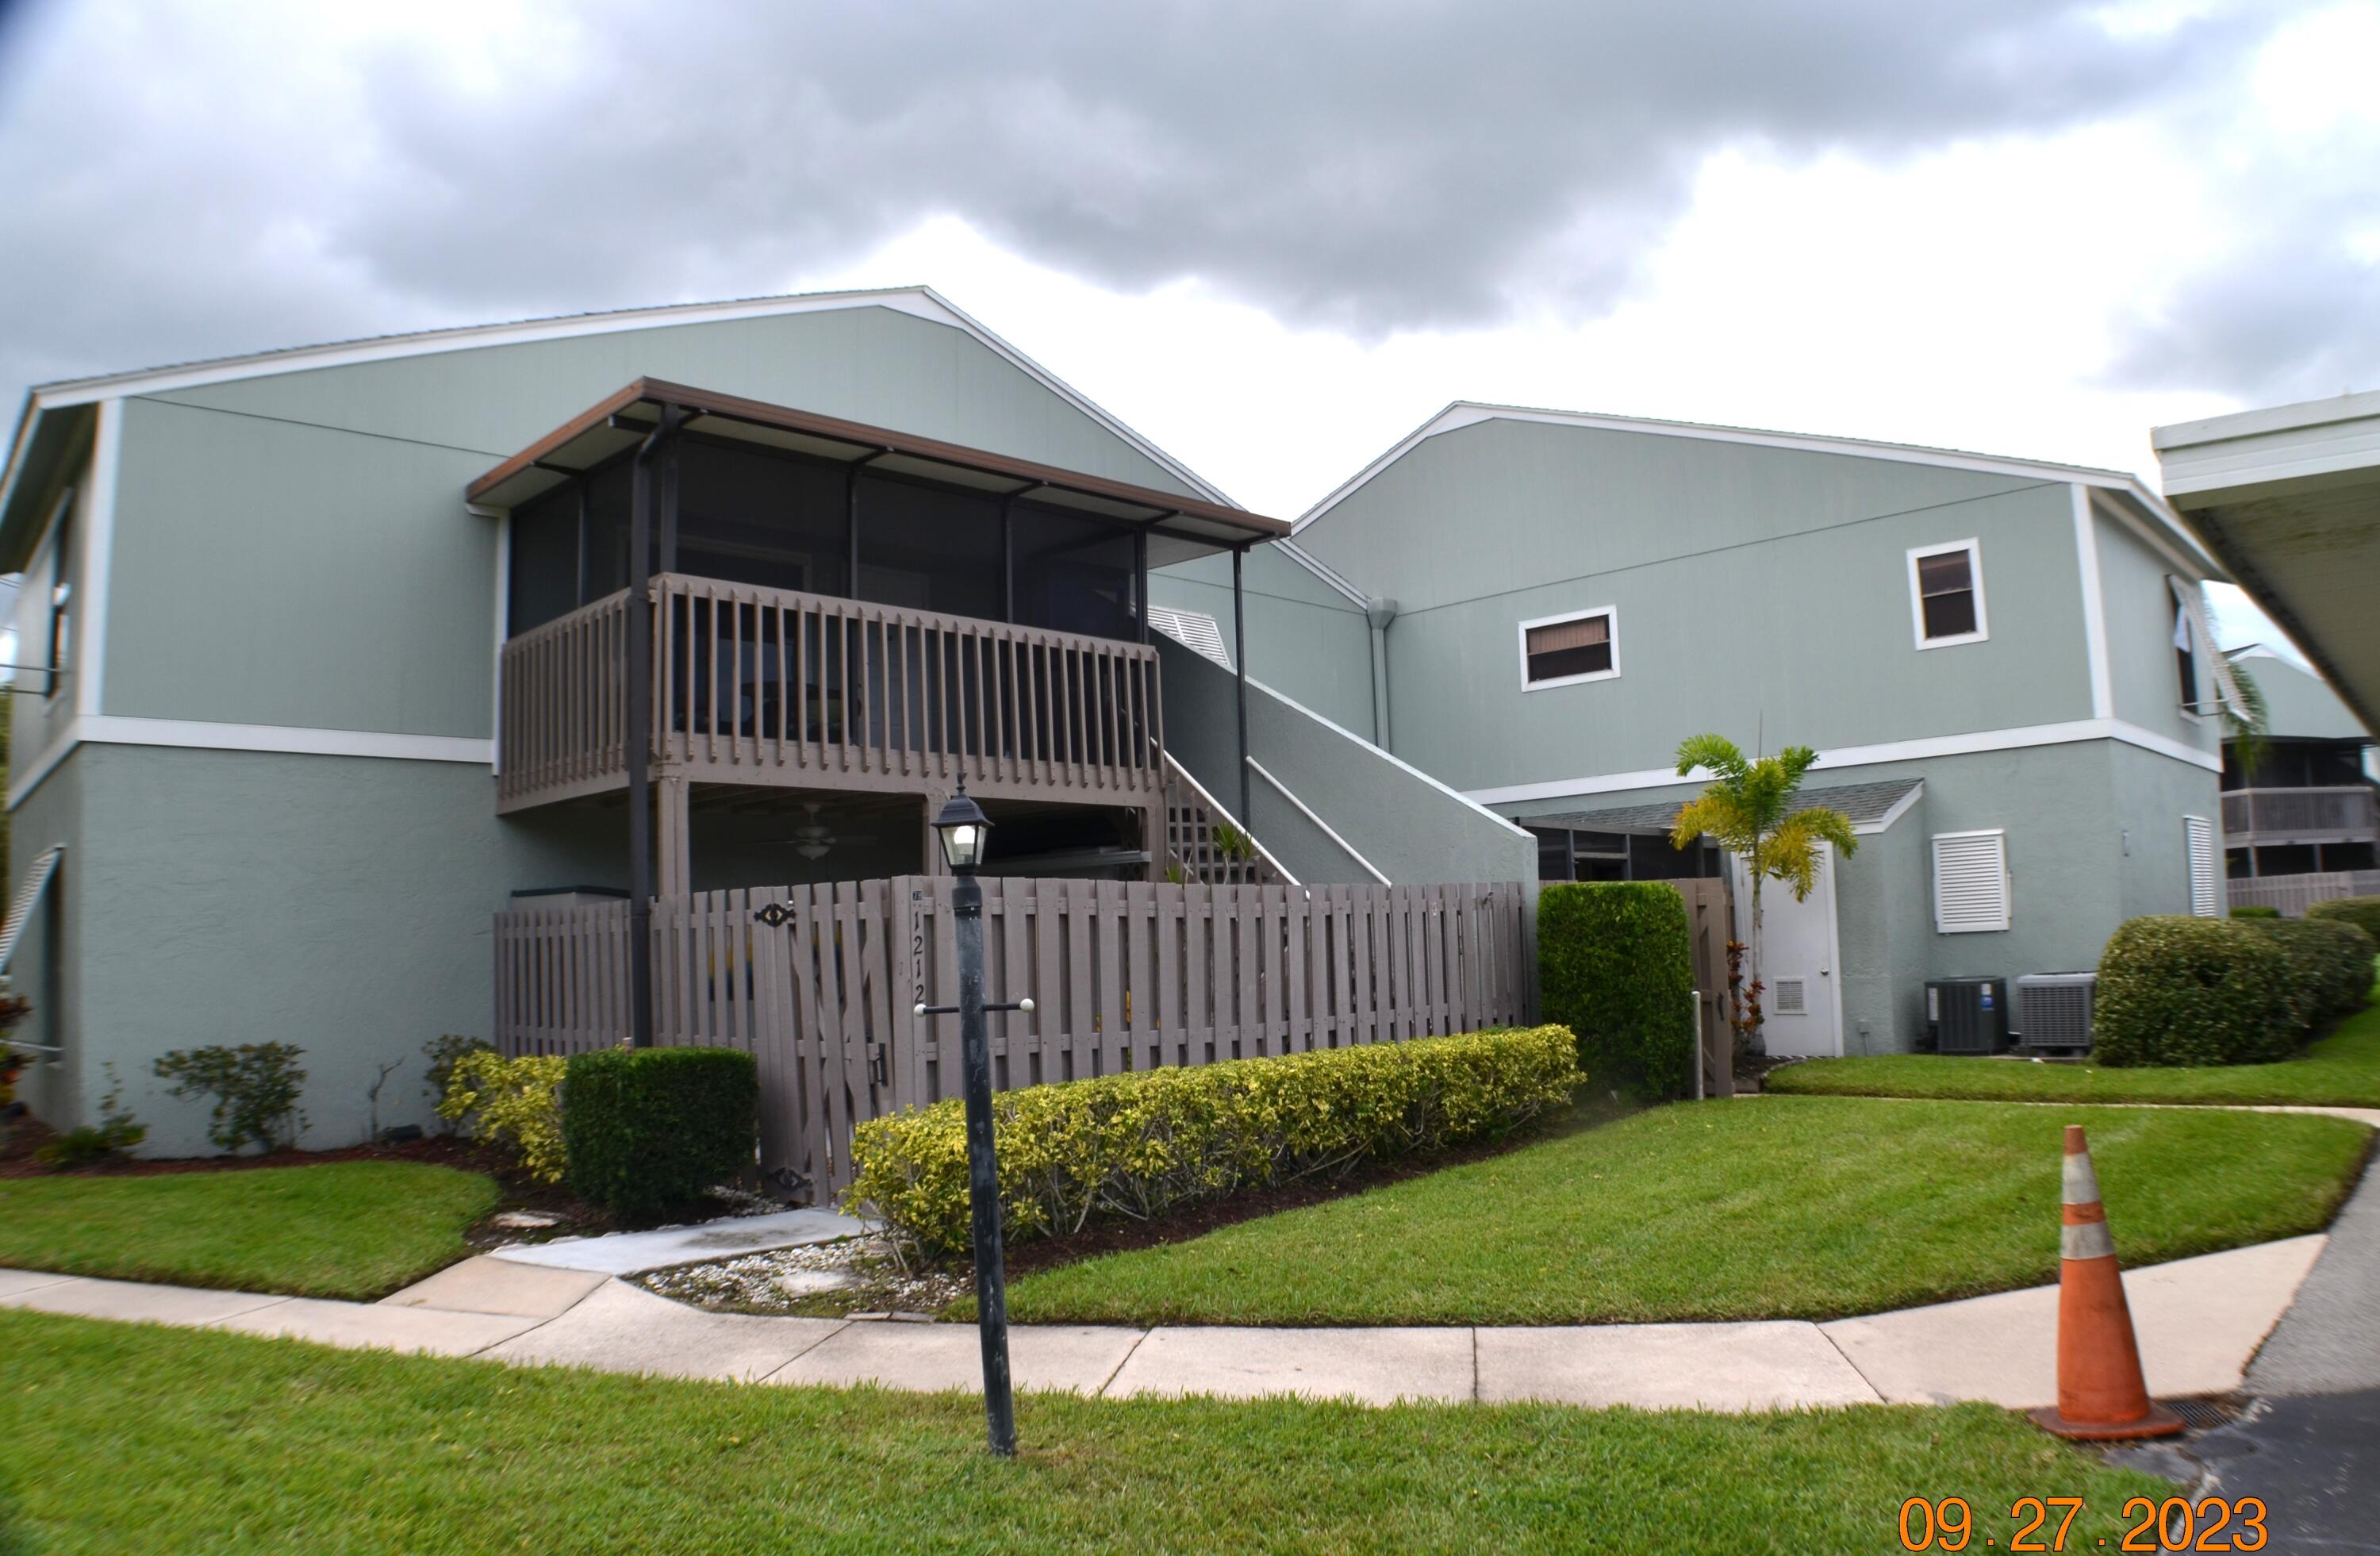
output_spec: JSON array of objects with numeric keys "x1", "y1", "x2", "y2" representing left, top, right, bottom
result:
[
  {"x1": 0, "y1": 290, "x2": 1526, "y2": 1153},
  {"x1": 1159, "y1": 402, "x2": 2244, "y2": 1058},
  {"x1": 2219, "y1": 646, "x2": 2378, "y2": 901}
]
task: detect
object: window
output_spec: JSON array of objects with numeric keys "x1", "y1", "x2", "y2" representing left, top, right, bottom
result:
[
  {"x1": 1907, "y1": 540, "x2": 1986, "y2": 647},
  {"x1": 1932, "y1": 829, "x2": 2010, "y2": 932},
  {"x1": 1518, "y1": 607, "x2": 1618, "y2": 690},
  {"x1": 2185, "y1": 816, "x2": 2217, "y2": 916},
  {"x1": 42, "y1": 504, "x2": 72, "y2": 701},
  {"x1": 2174, "y1": 598, "x2": 2200, "y2": 712}
]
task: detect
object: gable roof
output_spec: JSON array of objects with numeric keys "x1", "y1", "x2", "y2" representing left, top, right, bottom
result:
[
  {"x1": 0, "y1": 286, "x2": 1243, "y2": 568},
  {"x1": 1295, "y1": 400, "x2": 2225, "y2": 578}
]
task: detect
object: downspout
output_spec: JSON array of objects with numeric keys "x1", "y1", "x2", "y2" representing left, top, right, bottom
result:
[
  {"x1": 1365, "y1": 597, "x2": 1398, "y2": 751},
  {"x1": 1232, "y1": 545, "x2": 1252, "y2": 825}
]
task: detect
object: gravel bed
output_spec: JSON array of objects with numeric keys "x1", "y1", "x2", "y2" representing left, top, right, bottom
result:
[{"x1": 636, "y1": 1235, "x2": 969, "y2": 1319}]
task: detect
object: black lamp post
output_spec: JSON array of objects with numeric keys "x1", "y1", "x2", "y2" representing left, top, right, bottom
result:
[{"x1": 915, "y1": 779, "x2": 1028, "y2": 1458}]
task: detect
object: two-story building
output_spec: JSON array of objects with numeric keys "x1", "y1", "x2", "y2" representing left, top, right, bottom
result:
[
  {"x1": 0, "y1": 290, "x2": 1533, "y2": 1153},
  {"x1": 2220, "y1": 646, "x2": 2378, "y2": 908},
  {"x1": 1154, "y1": 402, "x2": 2245, "y2": 1057},
  {"x1": 0, "y1": 292, "x2": 2248, "y2": 1147}
]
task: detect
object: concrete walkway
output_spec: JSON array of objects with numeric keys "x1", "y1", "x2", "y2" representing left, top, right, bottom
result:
[{"x1": 0, "y1": 1233, "x2": 2327, "y2": 1411}]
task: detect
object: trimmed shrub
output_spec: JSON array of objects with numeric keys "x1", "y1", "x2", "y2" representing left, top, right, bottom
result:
[
  {"x1": 2095, "y1": 916, "x2": 2295, "y2": 1067},
  {"x1": 2228, "y1": 905, "x2": 2281, "y2": 920},
  {"x1": 437, "y1": 1051, "x2": 567, "y2": 1183},
  {"x1": 848, "y1": 1026, "x2": 1581, "y2": 1263},
  {"x1": 2307, "y1": 895, "x2": 2380, "y2": 945},
  {"x1": 563, "y1": 1047, "x2": 758, "y2": 1220},
  {"x1": 1538, "y1": 882, "x2": 1697, "y2": 1098},
  {"x1": 153, "y1": 1043, "x2": 307, "y2": 1154},
  {"x1": 2247, "y1": 916, "x2": 2378, "y2": 1028}
]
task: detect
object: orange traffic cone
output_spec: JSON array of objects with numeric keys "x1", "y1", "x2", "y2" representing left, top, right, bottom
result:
[{"x1": 2030, "y1": 1124, "x2": 2183, "y2": 1439}]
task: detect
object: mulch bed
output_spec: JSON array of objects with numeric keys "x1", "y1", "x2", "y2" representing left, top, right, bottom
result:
[{"x1": 0, "y1": 1116, "x2": 509, "y2": 1181}]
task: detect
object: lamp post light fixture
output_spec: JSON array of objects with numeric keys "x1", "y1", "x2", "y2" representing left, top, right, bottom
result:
[{"x1": 914, "y1": 779, "x2": 1030, "y2": 1458}]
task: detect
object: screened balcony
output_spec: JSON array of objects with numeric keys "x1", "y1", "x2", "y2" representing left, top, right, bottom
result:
[{"x1": 474, "y1": 381, "x2": 1288, "y2": 820}]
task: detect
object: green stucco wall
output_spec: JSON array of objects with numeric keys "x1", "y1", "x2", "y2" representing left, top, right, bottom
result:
[
  {"x1": 1294, "y1": 419, "x2": 2098, "y2": 793},
  {"x1": 31, "y1": 743, "x2": 621, "y2": 1155},
  {"x1": 1156, "y1": 636, "x2": 1534, "y2": 887},
  {"x1": 1502, "y1": 738, "x2": 2215, "y2": 1052},
  {"x1": 101, "y1": 303, "x2": 1207, "y2": 739},
  {"x1": 1150, "y1": 545, "x2": 1378, "y2": 741}
]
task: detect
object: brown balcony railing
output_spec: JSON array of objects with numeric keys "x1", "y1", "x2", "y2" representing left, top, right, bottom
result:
[
  {"x1": 497, "y1": 575, "x2": 1165, "y2": 808},
  {"x1": 2221, "y1": 786, "x2": 2379, "y2": 841}
]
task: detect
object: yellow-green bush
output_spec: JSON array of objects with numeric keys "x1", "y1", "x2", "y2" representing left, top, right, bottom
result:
[
  {"x1": 436, "y1": 1050, "x2": 567, "y2": 1183},
  {"x1": 846, "y1": 1026, "x2": 1580, "y2": 1262}
]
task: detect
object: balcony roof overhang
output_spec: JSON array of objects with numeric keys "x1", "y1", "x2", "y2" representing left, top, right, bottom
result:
[
  {"x1": 468, "y1": 378, "x2": 1289, "y2": 566},
  {"x1": 2154, "y1": 388, "x2": 2380, "y2": 738}
]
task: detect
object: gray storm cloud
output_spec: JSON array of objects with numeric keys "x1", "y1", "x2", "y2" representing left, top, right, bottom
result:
[{"x1": 0, "y1": 0, "x2": 2364, "y2": 411}]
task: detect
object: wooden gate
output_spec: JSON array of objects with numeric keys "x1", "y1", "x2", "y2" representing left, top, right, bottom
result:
[{"x1": 494, "y1": 877, "x2": 1532, "y2": 1201}]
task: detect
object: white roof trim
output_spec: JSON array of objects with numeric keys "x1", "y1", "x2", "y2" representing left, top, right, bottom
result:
[
  {"x1": 1296, "y1": 400, "x2": 2224, "y2": 578},
  {"x1": 6, "y1": 284, "x2": 1238, "y2": 510},
  {"x1": 1269, "y1": 536, "x2": 1372, "y2": 605}
]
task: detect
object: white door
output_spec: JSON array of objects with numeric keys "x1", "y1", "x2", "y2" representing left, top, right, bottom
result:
[{"x1": 1733, "y1": 843, "x2": 1844, "y2": 1058}]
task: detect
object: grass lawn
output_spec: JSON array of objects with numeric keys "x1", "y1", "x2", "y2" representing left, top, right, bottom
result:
[
  {"x1": 0, "y1": 1308, "x2": 2169, "y2": 1554},
  {"x1": 1768, "y1": 986, "x2": 2380, "y2": 1107},
  {"x1": 1000, "y1": 1097, "x2": 2369, "y2": 1327},
  {"x1": 0, "y1": 1162, "x2": 499, "y2": 1301}
]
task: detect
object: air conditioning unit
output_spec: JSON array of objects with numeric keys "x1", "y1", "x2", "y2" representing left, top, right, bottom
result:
[
  {"x1": 1925, "y1": 977, "x2": 2008, "y2": 1055},
  {"x1": 2017, "y1": 972, "x2": 2098, "y2": 1053}
]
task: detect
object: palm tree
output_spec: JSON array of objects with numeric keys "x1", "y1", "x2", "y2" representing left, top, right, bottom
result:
[{"x1": 1668, "y1": 735, "x2": 1857, "y2": 1058}]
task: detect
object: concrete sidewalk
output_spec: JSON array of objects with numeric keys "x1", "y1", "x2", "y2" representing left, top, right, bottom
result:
[{"x1": 0, "y1": 1232, "x2": 2327, "y2": 1412}]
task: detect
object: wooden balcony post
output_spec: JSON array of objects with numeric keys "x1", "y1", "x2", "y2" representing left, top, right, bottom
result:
[{"x1": 657, "y1": 774, "x2": 692, "y2": 900}]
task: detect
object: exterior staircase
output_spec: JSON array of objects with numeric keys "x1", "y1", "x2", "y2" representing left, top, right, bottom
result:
[{"x1": 1160, "y1": 753, "x2": 1294, "y2": 886}]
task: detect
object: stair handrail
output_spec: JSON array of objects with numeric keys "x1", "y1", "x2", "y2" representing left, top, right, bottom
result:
[{"x1": 1157, "y1": 748, "x2": 1299, "y2": 887}]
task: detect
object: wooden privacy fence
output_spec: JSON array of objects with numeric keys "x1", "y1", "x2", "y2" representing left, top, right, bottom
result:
[
  {"x1": 1672, "y1": 878, "x2": 1736, "y2": 1098},
  {"x1": 493, "y1": 877, "x2": 1531, "y2": 1201}
]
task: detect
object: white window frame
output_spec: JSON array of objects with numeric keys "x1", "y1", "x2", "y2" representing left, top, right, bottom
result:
[
  {"x1": 1931, "y1": 827, "x2": 2012, "y2": 933},
  {"x1": 1516, "y1": 605, "x2": 1620, "y2": 692},
  {"x1": 2184, "y1": 815, "x2": 2218, "y2": 917},
  {"x1": 1907, "y1": 538, "x2": 1988, "y2": 650}
]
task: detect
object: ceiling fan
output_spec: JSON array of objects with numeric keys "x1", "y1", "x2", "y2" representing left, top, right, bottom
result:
[{"x1": 766, "y1": 803, "x2": 879, "y2": 862}]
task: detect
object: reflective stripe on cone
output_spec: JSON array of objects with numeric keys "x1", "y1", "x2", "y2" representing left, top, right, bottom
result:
[{"x1": 2029, "y1": 1124, "x2": 2184, "y2": 1441}]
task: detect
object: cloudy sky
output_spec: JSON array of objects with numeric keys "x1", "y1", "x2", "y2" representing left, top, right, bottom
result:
[{"x1": 1, "y1": 0, "x2": 2373, "y2": 647}]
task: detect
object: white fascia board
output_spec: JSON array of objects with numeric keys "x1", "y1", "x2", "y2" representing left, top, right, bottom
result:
[
  {"x1": 5, "y1": 285, "x2": 1239, "y2": 514},
  {"x1": 2153, "y1": 386, "x2": 2380, "y2": 454},
  {"x1": 1297, "y1": 399, "x2": 2164, "y2": 532},
  {"x1": 1853, "y1": 780, "x2": 1926, "y2": 836},
  {"x1": 2071, "y1": 486, "x2": 2114, "y2": 720},
  {"x1": 8, "y1": 716, "x2": 495, "y2": 808},
  {"x1": 1269, "y1": 536, "x2": 1373, "y2": 606},
  {"x1": 1464, "y1": 718, "x2": 2218, "y2": 807},
  {"x1": 75, "y1": 399, "x2": 121, "y2": 720}
]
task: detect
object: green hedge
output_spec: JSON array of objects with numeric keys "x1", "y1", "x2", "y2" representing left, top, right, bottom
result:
[
  {"x1": 1538, "y1": 882, "x2": 1697, "y2": 1098},
  {"x1": 846, "y1": 1026, "x2": 1582, "y2": 1262},
  {"x1": 562, "y1": 1047, "x2": 759, "y2": 1220},
  {"x1": 2248, "y1": 916, "x2": 2378, "y2": 1028},
  {"x1": 2307, "y1": 895, "x2": 2380, "y2": 943},
  {"x1": 2228, "y1": 905, "x2": 2281, "y2": 920},
  {"x1": 2095, "y1": 916, "x2": 2295, "y2": 1067}
]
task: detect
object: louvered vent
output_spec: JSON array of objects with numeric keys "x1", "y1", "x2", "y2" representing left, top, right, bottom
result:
[
  {"x1": 1933, "y1": 830, "x2": 2010, "y2": 934},
  {"x1": 2185, "y1": 816, "x2": 2218, "y2": 917},
  {"x1": 1146, "y1": 605, "x2": 1232, "y2": 670},
  {"x1": 1771, "y1": 976, "x2": 1807, "y2": 1015}
]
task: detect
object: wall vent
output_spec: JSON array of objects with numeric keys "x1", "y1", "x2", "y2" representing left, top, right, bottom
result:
[{"x1": 1772, "y1": 976, "x2": 1808, "y2": 1016}]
